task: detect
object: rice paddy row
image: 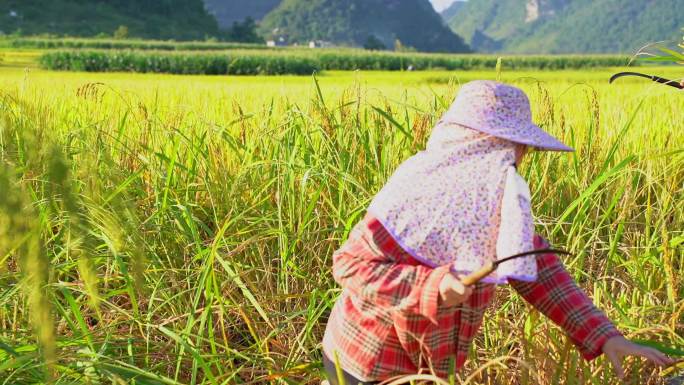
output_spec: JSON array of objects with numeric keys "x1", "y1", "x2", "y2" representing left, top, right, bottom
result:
[{"x1": 39, "y1": 49, "x2": 638, "y2": 75}]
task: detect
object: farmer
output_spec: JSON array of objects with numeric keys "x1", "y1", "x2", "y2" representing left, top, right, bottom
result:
[{"x1": 321, "y1": 81, "x2": 674, "y2": 384}]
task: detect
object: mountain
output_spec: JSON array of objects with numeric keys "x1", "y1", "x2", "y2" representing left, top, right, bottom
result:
[
  {"x1": 0, "y1": 0, "x2": 220, "y2": 40},
  {"x1": 260, "y1": 0, "x2": 471, "y2": 53},
  {"x1": 440, "y1": 1, "x2": 466, "y2": 22},
  {"x1": 446, "y1": 0, "x2": 684, "y2": 54},
  {"x1": 203, "y1": 0, "x2": 282, "y2": 29}
]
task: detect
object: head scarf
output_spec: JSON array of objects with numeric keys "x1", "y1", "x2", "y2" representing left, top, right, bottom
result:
[{"x1": 367, "y1": 122, "x2": 537, "y2": 284}]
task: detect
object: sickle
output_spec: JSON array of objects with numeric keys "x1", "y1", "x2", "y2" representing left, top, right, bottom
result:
[
  {"x1": 460, "y1": 248, "x2": 573, "y2": 286},
  {"x1": 609, "y1": 72, "x2": 684, "y2": 90}
]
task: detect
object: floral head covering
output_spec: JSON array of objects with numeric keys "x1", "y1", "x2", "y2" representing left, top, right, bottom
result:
[
  {"x1": 443, "y1": 80, "x2": 573, "y2": 152},
  {"x1": 367, "y1": 81, "x2": 573, "y2": 284}
]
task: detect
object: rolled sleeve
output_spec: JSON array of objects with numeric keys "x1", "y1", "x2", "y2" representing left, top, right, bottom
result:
[
  {"x1": 510, "y1": 235, "x2": 622, "y2": 362},
  {"x1": 572, "y1": 316, "x2": 623, "y2": 360}
]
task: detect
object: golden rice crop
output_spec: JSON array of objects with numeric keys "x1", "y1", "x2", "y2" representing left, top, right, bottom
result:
[{"x1": 0, "y1": 61, "x2": 681, "y2": 384}]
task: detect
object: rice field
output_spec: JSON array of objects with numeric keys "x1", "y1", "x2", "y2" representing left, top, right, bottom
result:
[
  {"x1": 39, "y1": 50, "x2": 636, "y2": 75},
  {"x1": 0, "y1": 52, "x2": 682, "y2": 385}
]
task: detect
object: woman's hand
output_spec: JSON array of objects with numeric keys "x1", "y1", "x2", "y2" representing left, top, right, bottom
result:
[
  {"x1": 602, "y1": 336, "x2": 675, "y2": 379},
  {"x1": 439, "y1": 273, "x2": 473, "y2": 307}
]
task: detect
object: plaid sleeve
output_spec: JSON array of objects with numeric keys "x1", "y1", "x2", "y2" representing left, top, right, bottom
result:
[
  {"x1": 509, "y1": 235, "x2": 623, "y2": 360},
  {"x1": 332, "y1": 219, "x2": 451, "y2": 325}
]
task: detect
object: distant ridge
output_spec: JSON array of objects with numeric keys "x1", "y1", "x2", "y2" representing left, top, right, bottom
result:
[
  {"x1": 260, "y1": 0, "x2": 471, "y2": 53},
  {"x1": 202, "y1": 0, "x2": 282, "y2": 29},
  {"x1": 440, "y1": 1, "x2": 466, "y2": 22},
  {"x1": 0, "y1": 0, "x2": 220, "y2": 40},
  {"x1": 445, "y1": 0, "x2": 684, "y2": 54}
]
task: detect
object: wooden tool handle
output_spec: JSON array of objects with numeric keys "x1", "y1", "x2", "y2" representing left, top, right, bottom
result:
[{"x1": 460, "y1": 262, "x2": 495, "y2": 286}]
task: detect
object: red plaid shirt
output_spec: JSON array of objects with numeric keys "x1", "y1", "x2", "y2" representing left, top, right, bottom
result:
[{"x1": 322, "y1": 214, "x2": 622, "y2": 382}]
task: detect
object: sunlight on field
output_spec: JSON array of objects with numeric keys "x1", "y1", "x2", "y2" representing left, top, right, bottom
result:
[
  {"x1": 0, "y1": 57, "x2": 682, "y2": 384},
  {"x1": 1, "y1": 56, "x2": 682, "y2": 112}
]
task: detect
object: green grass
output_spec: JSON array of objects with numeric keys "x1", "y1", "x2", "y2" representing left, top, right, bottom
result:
[
  {"x1": 38, "y1": 49, "x2": 640, "y2": 76},
  {"x1": 0, "y1": 57, "x2": 681, "y2": 384},
  {"x1": 0, "y1": 37, "x2": 267, "y2": 51}
]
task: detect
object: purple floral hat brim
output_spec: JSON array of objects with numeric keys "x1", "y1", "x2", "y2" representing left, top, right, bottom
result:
[
  {"x1": 453, "y1": 121, "x2": 574, "y2": 152},
  {"x1": 441, "y1": 80, "x2": 575, "y2": 153}
]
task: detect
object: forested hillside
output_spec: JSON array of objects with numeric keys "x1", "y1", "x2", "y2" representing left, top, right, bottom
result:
[
  {"x1": 446, "y1": 0, "x2": 684, "y2": 53},
  {"x1": 260, "y1": 0, "x2": 470, "y2": 53},
  {"x1": 0, "y1": 0, "x2": 220, "y2": 40}
]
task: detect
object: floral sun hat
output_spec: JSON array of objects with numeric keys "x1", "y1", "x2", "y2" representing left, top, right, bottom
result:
[
  {"x1": 441, "y1": 80, "x2": 574, "y2": 152},
  {"x1": 367, "y1": 80, "x2": 573, "y2": 284}
]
